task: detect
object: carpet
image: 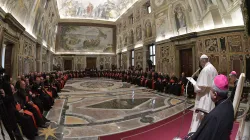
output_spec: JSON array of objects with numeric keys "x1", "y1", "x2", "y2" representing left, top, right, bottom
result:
[{"x1": 100, "y1": 110, "x2": 240, "y2": 140}]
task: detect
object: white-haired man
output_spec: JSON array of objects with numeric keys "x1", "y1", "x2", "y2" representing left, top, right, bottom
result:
[{"x1": 189, "y1": 54, "x2": 218, "y2": 132}]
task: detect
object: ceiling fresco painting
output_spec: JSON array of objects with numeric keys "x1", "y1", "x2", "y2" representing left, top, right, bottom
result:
[{"x1": 57, "y1": 0, "x2": 138, "y2": 21}]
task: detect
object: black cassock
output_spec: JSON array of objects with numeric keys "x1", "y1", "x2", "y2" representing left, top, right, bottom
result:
[{"x1": 188, "y1": 98, "x2": 234, "y2": 140}]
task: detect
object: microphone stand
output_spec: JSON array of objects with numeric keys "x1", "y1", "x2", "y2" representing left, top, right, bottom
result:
[{"x1": 173, "y1": 69, "x2": 200, "y2": 140}]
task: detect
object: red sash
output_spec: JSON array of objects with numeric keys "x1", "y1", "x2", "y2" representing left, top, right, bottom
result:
[
  {"x1": 26, "y1": 95, "x2": 42, "y2": 117},
  {"x1": 16, "y1": 104, "x2": 37, "y2": 128},
  {"x1": 32, "y1": 104, "x2": 42, "y2": 118},
  {"x1": 45, "y1": 89, "x2": 53, "y2": 98},
  {"x1": 24, "y1": 110, "x2": 37, "y2": 128}
]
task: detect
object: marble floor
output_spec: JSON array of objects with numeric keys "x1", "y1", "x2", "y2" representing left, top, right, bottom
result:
[
  {"x1": 1, "y1": 78, "x2": 249, "y2": 140},
  {"x1": 39, "y1": 78, "x2": 193, "y2": 140}
]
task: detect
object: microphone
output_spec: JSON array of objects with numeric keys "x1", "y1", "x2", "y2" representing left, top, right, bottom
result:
[{"x1": 173, "y1": 68, "x2": 200, "y2": 140}]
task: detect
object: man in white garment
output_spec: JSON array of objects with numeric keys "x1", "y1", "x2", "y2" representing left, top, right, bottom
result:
[{"x1": 189, "y1": 54, "x2": 218, "y2": 132}]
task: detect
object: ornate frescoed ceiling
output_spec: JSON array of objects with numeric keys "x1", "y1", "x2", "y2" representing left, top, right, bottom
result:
[{"x1": 57, "y1": 0, "x2": 138, "y2": 21}]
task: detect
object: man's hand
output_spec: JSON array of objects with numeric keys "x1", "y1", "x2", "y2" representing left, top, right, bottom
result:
[
  {"x1": 194, "y1": 84, "x2": 201, "y2": 93},
  {"x1": 19, "y1": 109, "x2": 24, "y2": 114},
  {"x1": 32, "y1": 94, "x2": 36, "y2": 98},
  {"x1": 0, "y1": 89, "x2": 5, "y2": 97},
  {"x1": 28, "y1": 101, "x2": 34, "y2": 105},
  {"x1": 197, "y1": 112, "x2": 205, "y2": 121}
]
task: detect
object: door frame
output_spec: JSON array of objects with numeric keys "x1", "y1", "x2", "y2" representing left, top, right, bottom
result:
[
  {"x1": 1, "y1": 33, "x2": 19, "y2": 80},
  {"x1": 86, "y1": 57, "x2": 97, "y2": 69},
  {"x1": 63, "y1": 57, "x2": 73, "y2": 70},
  {"x1": 175, "y1": 44, "x2": 196, "y2": 78},
  {"x1": 179, "y1": 48, "x2": 193, "y2": 77}
]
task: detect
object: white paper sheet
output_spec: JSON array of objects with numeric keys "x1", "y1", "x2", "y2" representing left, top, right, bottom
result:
[{"x1": 186, "y1": 77, "x2": 197, "y2": 85}]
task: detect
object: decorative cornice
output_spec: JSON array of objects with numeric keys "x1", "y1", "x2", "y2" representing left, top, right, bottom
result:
[
  {"x1": 23, "y1": 31, "x2": 37, "y2": 42},
  {"x1": 4, "y1": 13, "x2": 25, "y2": 33},
  {"x1": 57, "y1": 54, "x2": 116, "y2": 57},
  {"x1": 197, "y1": 26, "x2": 244, "y2": 36},
  {"x1": 3, "y1": 30, "x2": 19, "y2": 44},
  {"x1": 59, "y1": 19, "x2": 116, "y2": 25},
  {"x1": 155, "y1": 26, "x2": 245, "y2": 46},
  {"x1": 170, "y1": 32, "x2": 197, "y2": 41},
  {"x1": 55, "y1": 52, "x2": 116, "y2": 55},
  {"x1": 0, "y1": 7, "x2": 5, "y2": 20}
]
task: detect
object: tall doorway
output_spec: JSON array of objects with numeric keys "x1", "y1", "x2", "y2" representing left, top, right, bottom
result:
[
  {"x1": 36, "y1": 44, "x2": 41, "y2": 72},
  {"x1": 86, "y1": 57, "x2": 97, "y2": 69},
  {"x1": 2, "y1": 44, "x2": 13, "y2": 76},
  {"x1": 64, "y1": 59, "x2": 72, "y2": 70},
  {"x1": 180, "y1": 49, "x2": 193, "y2": 77}
]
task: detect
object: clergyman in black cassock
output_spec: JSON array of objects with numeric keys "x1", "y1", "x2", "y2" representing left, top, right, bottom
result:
[{"x1": 186, "y1": 75, "x2": 234, "y2": 140}]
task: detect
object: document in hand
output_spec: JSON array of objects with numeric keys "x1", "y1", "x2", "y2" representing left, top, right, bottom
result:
[{"x1": 186, "y1": 77, "x2": 197, "y2": 85}]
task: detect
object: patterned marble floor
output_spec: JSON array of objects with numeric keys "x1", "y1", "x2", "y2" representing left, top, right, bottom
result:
[
  {"x1": 38, "y1": 78, "x2": 193, "y2": 140},
  {"x1": 1, "y1": 78, "x2": 249, "y2": 140}
]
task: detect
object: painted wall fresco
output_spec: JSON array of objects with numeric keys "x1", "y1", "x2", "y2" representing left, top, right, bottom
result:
[
  {"x1": 155, "y1": 31, "x2": 250, "y2": 78},
  {"x1": 116, "y1": 0, "x2": 244, "y2": 55},
  {"x1": 155, "y1": 10, "x2": 169, "y2": 40},
  {"x1": 57, "y1": 25, "x2": 114, "y2": 53},
  {"x1": 174, "y1": 4, "x2": 187, "y2": 33},
  {"x1": 57, "y1": 0, "x2": 138, "y2": 20},
  {"x1": 0, "y1": 0, "x2": 59, "y2": 50},
  {"x1": 156, "y1": 43, "x2": 175, "y2": 74},
  {"x1": 122, "y1": 53, "x2": 127, "y2": 70},
  {"x1": 135, "y1": 49, "x2": 143, "y2": 68}
]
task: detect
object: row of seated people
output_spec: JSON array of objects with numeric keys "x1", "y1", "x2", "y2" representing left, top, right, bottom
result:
[
  {"x1": 65, "y1": 70, "x2": 192, "y2": 96},
  {"x1": 2, "y1": 72, "x2": 68, "y2": 140},
  {"x1": 123, "y1": 71, "x2": 186, "y2": 96}
]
